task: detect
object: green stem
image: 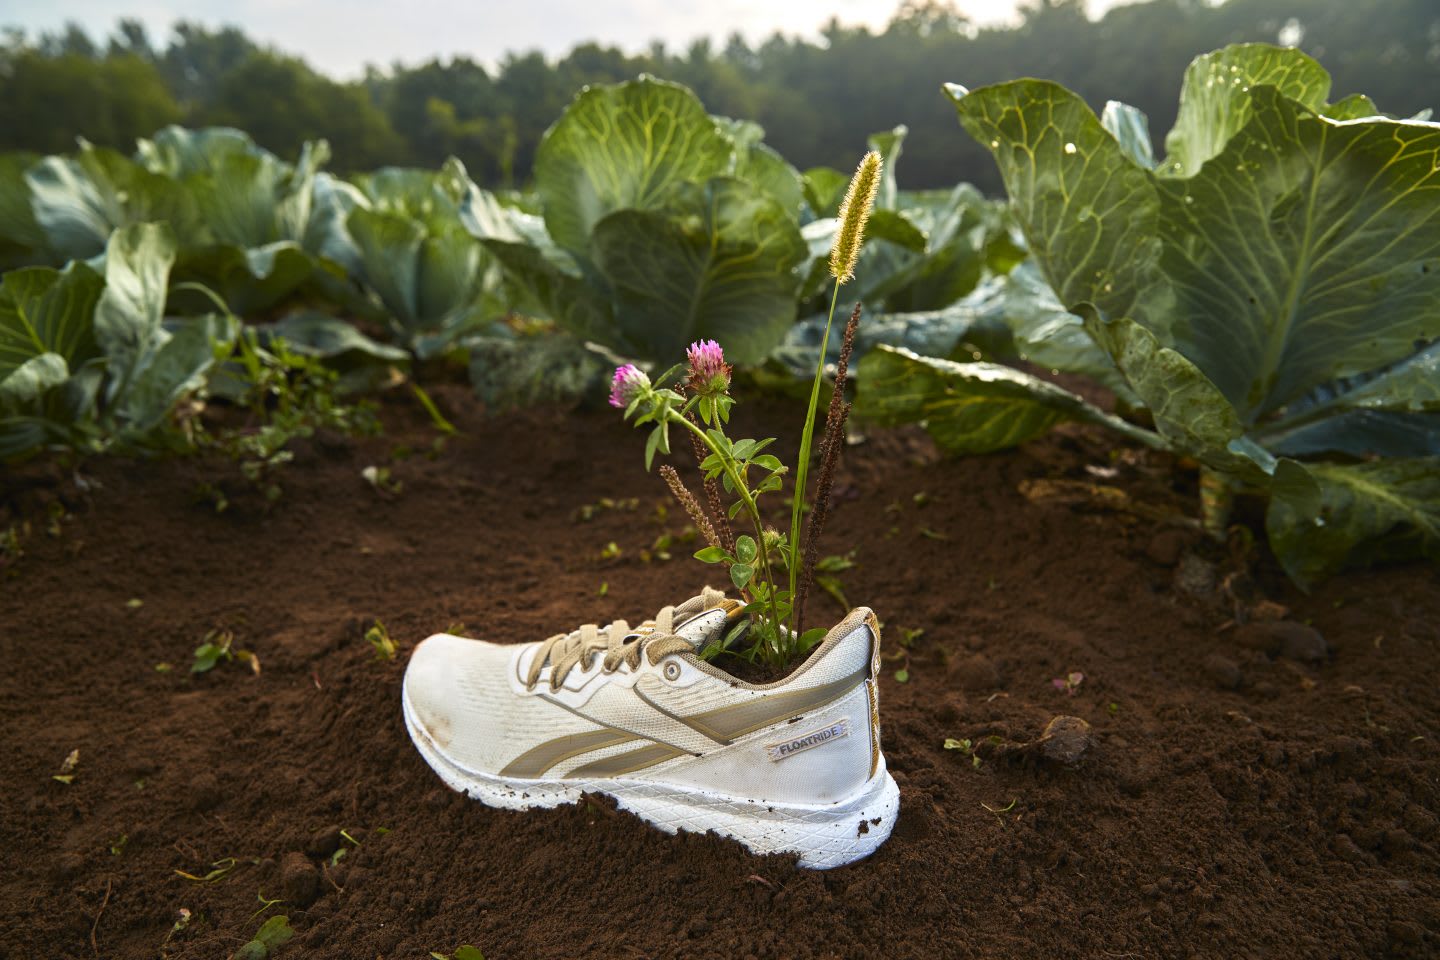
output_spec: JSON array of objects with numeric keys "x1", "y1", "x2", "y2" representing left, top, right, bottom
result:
[
  {"x1": 787, "y1": 279, "x2": 843, "y2": 635},
  {"x1": 672, "y1": 413, "x2": 785, "y2": 651},
  {"x1": 170, "y1": 281, "x2": 235, "y2": 318}
]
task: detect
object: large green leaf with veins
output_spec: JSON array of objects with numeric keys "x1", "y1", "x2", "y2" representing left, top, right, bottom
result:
[
  {"x1": 0, "y1": 154, "x2": 46, "y2": 266},
  {"x1": 1160, "y1": 44, "x2": 1331, "y2": 178},
  {"x1": 941, "y1": 43, "x2": 1440, "y2": 583},
  {"x1": 858, "y1": 345, "x2": 1161, "y2": 455},
  {"x1": 26, "y1": 146, "x2": 198, "y2": 262},
  {"x1": 535, "y1": 76, "x2": 735, "y2": 253},
  {"x1": 1154, "y1": 86, "x2": 1440, "y2": 418},
  {"x1": 0, "y1": 264, "x2": 105, "y2": 387},
  {"x1": 1268, "y1": 458, "x2": 1440, "y2": 587},
  {"x1": 590, "y1": 177, "x2": 805, "y2": 364},
  {"x1": 95, "y1": 222, "x2": 177, "y2": 390}
]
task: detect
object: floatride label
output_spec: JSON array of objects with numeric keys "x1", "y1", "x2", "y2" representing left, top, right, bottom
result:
[{"x1": 765, "y1": 718, "x2": 850, "y2": 762}]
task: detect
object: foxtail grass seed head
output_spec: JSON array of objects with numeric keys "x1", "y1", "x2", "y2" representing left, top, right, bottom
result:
[
  {"x1": 608, "y1": 364, "x2": 650, "y2": 408},
  {"x1": 685, "y1": 339, "x2": 732, "y2": 397},
  {"x1": 829, "y1": 151, "x2": 883, "y2": 283}
]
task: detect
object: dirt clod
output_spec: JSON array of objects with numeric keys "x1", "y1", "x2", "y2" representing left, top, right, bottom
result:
[
  {"x1": 1203, "y1": 653, "x2": 1243, "y2": 690},
  {"x1": 281, "y1": 852, "x2": 320, "y2": 907},
  {"x1": 1237, "y1": 620, "x2": 1327, "y2": 661},
  {"x1": 1035, "y1": 715, "x2": 1092, "y2": 765}
]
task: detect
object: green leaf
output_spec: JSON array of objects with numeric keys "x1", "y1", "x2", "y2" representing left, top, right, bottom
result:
[
  {"x1": 1160, "y1": 44, "x2": 1330, "y2": 178},
  {"x1": 797, "y1": 627, "x2": 827, "y2": 652},
  {"x1": 866, "y1": 125, "x2": 907, "y2": 210},
  {"x1": 802, "y1": 166, "x2": 848, "y2": 218},
  {"x1": 991, "y1": 263, "x2": 1133, "y2": 399},
  {"x1": 1101, "y1": 101, "x2": 1156, "y2": 170},
  {"x1": 1267, "y1": 458, "x2": 1440, "y2": 588},
  {"x1": 952, "y1": 61, "x2": 1440, "y2": 425},
  {"x1": 693, "y1": 546, "x2": 728, "y2": 563},
  {"x1": 453, "y1": 948, "x2": 486, "y2": 960},
  {"x1": 0, "y1": 354, "x2": 69, "y2": 410},
  {"x1": 1261, "y1": 410, "x2": 1440, "y2": 460},
  {"x1": 535, "y1": 76, "x2": 734, "y2": 252},
  {"x1": 1079, "y1": 309, "x2": 1270, "y2": 476},
  {"x1": 864, "y1": 209, "x2": 928, "y2": 253},
  {"x1": 894, "y1": 669, "x2": 910, "y2": 683},
  {"x1": 347, "y1": 207, "x2": 425, "y2": 326},
  {"x1": 734, "y1": 535, "x2": 757, "y2": 564},
  {"x1": 465, "y1": 329, "x2": 609, "y2": 410},
  {"x1": 116, "y1": 313, "x2": 238, "y2": 434},
  {"x1": 26, "y1": 146, "x2": 198, "y2": 262},
  {"x1": 172, "y1": 243, "x2": 315, "y2": 317},
  {"x1": 730, "y1": 562, "x2": 754, "y2": 591},
  {"x1": 590, "y1": 177, "x2": 806, "y2": 364},
  {"x1": 94, "y1": 223, "x2": 177, "y2": 393},
  {"x1": 0, "y1": 263, "x2": 105, "y2": 386},
  {"x1": 253, "y1": 916, "x2": 295, "y2": 950},
  {"x1": 266, "y1": 311, "x2": 409, "y2": 365},
  {"x1": 729, "y1": 135, "x2": 805, "y2": 221},
  {"x1": 644, "y1": 424, "x2": 663, "y2": 470},
  {"x1": 1156, "y1": 86, "x2": 1440, "y2": 419},
  {"x1": 858, "y1": 344, "x2": 1159, "y2": 455},
  {"x1": 0, "y1": 153, "x2": 46, "y2": 265}
]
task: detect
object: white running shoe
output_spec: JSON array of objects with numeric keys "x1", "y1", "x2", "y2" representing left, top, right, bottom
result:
[{"x1": 402, "y1": 589, "x2": 899, "y2": 869}]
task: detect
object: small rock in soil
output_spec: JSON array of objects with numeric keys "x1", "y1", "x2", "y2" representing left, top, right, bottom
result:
[
  {"x1": 1037, "y1": 715, "x2": 1092, "y2": 765},
  {"x1": 189, "y1": 772, "x2": 223, "y2": 812},
  {"x1": 1236, "y1": 621, "x2": 1326, "y2": 661},
  {"x1": 281, "y1": 851, "x2": 321, "y2": 906},
  {"x1": 307, "y1": 826, "x2": 343, "y2": 859},
  {"x1": 1203, "y1": 654, "x2": 1243, "y2": 690},
  {"x1": 1172, "y1": 553, "x2": 1216, "y2": 598},
  {"x1": 1144, "y1": 529, "x2": 1189, "y2": 567}
]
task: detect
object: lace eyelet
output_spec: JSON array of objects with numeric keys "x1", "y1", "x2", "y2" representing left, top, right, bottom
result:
[{"x1": 663, "y1": 661, "x2": 681, "y2": 681}]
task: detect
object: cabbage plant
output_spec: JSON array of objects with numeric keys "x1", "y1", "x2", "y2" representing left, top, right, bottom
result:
[
  {"x1": 0, "y1": 223, "x2": 236, "y2": 460},
  {"x1": 861, "y1": 44, "x2": 1439, "y2": 585},
  {"x1": 312, "y1": 158, "x2": 505, "y2": 358},
  {"x1": 459, "y1": 76, "x2": 808, "y2": 366}
]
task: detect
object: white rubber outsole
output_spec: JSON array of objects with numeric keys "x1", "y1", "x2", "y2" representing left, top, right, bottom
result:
[{"x1": 402, "y1": 690, "x2": 900, "y2": 869}]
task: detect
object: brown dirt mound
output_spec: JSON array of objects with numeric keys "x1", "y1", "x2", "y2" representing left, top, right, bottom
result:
[{"x1": 2, "y1": 387, "x2": 1437, "y2": 959}]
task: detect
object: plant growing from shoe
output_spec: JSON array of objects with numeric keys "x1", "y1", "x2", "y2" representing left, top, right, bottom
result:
[{"x1": 613, "y1": 153, "x2": 880, "y2": 669}]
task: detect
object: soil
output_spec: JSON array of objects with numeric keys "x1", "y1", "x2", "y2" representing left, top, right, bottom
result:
[{"x1": 2, "y1": 386, "x2": 1437, "y2": 960}]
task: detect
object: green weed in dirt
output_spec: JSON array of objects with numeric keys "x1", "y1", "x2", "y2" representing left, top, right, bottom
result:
[
  {"x1": 431, "y1": 947, "x2": 485, "y2": 960},
  {"x1": 232, "y1": 915, "x2": 293, "y2": 960},
  {"x1": 365, "y1": 620, "x2": 398, "y2": 661}
]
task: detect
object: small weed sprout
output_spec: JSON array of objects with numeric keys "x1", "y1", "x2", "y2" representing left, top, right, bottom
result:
[
  {"x1": 250, "y1": 892, "x2": 285, "y2": 921},
  {"x1": 366, "y1": 620, "x2": 398, "y2": 661},
  {"x1": 431, "y1": 947, "x2": 486, "y2": 960},
  {"x1": 361, "y1": 465, "x2": 403, "y2": 496},
  {"x1": 174, "y1": 857, "x2": 242, "y2": 883},
  {"x1": 232, "y1": 915, "x2": 294, "y2": 960},
  {"x1": 191, "y1": 630, "x2": 260, "y2": 676},
  {"x1": 1052, "y1": 671, "x2": 1085, "y2": 696},
  {"x1": 53, "y1": 748, "x2": 80, "y2": 784},
  {"x1": 201, "y1": 331, "x2": 379, "y2": 506},
  {"x1": 943, "y1": 738, "x2": 982, "y2": 769}
]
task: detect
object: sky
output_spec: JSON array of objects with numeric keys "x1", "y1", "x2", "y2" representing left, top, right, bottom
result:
[{"x1": 3, "y1": 0, "x2": 1133, "y2": 78}]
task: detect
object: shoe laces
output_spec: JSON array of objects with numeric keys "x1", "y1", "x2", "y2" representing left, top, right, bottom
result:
[{"x1": 524, "y1": 590, "x2": 724, "y2": 692}]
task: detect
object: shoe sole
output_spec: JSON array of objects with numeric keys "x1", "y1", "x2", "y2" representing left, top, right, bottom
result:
[{"x1": 402, "y1": 688, "x2": 900, "y2": 869}]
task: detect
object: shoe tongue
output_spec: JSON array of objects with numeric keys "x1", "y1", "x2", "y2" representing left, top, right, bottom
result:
[{"x1": 670, "y1": 589, "x2": 739, "y2": 649}]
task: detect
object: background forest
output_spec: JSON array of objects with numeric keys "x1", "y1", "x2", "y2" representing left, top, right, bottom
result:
[{"x1": 2, "y1": 0, "x2": 1436, "y2": 194}]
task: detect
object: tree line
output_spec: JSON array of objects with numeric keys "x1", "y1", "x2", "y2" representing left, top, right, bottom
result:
[{"x1": 1, "y1": 0, "x2": 1435, "y2": 192}]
